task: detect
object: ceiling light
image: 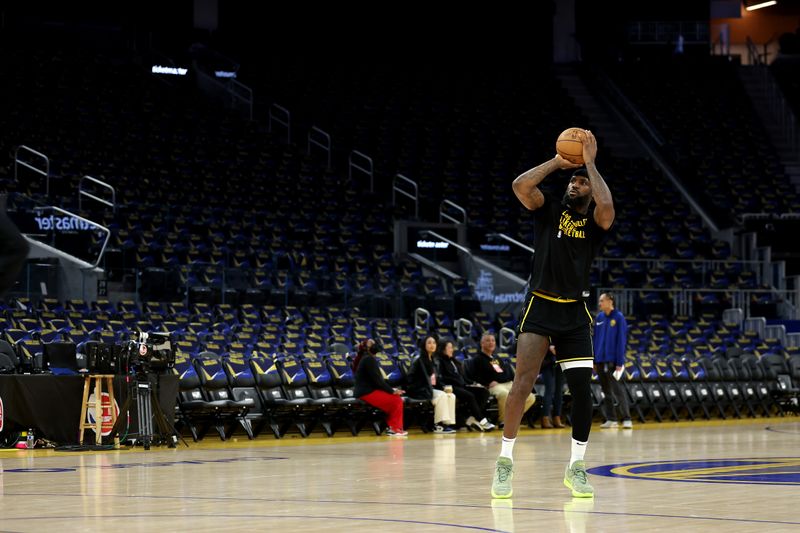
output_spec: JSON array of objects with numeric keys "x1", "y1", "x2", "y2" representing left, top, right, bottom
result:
[{"x1": 745, "y1": 1, "x2": 777, "y2": 11}]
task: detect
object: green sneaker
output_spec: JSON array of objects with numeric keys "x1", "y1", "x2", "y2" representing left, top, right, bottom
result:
[
  {"x1": 491, "y1": 457, "x2": 514, "y2": 499},
  {"x1": 563, "y1": 460, "x2": 594, "y2": 498}
]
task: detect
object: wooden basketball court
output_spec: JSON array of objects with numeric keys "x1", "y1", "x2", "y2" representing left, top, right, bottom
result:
[{"x1": 1, "y1": 417, "x2": 798, "y2": 531}]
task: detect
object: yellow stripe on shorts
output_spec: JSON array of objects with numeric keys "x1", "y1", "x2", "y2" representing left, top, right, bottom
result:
[{"x1": 520, "y1": 293, "x2": 536, "y2": 327}]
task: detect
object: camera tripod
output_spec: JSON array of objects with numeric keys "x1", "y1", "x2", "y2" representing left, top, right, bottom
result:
[{"x1": 111, "y1": 374, "x2": 187, "y2": 450}]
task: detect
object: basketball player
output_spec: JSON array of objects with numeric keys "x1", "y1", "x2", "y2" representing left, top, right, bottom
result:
[
  {"x1": 491, "y1": 130, "x2": 614, "y2": 499},
  {"x1": 0, "y1": 194, "x2": 29, "y2": 296}
]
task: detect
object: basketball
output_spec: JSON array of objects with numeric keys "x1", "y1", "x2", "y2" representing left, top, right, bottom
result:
[{"x1": 555, "y1": 127, "x2": 585, "y2": 165}]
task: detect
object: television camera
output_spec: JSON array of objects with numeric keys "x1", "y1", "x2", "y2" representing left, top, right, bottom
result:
[{"x1": 122, "y1": 332, "x2": 176, "y2": 375}]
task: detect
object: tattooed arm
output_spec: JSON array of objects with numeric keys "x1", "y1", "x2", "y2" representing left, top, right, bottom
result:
[
  {"x1": 581, "y1": 130, "x2": 615, "y2": 230},
  {"x1": 512, "y1": 155, "x2": 580, "y2": 211}
]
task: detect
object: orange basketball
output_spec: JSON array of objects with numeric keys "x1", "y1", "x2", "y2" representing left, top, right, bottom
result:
[{"x1": 555, "y1": 127, "x2": 585, "y2": 165}]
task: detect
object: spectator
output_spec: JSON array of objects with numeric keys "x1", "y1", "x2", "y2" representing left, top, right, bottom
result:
[
  {"x1": 353, "y1": 339, "x2": 407, "y2": 437},
  {"x1": 471, "y1": 333, "x2": 535, "y2": 425},
  {"x1": 594, "y1": 293, "x2": 632, "y2": 429},
  {"x1": 407, "y1": 335, "x2": 457, "y2": 433},
  {"x1": 434, "y1": 338, "x2": 495, "y2": 431}
]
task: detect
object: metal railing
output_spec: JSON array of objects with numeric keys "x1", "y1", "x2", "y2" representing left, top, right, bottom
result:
[
  {"x1": 439, "y1": 199, "x2": 467, "y2": 225},
  {"x1": 594, "y1": 256, "x2": 773, "y2": 288},
  {"x1": 421, "y1": 229, "x2": 528, "y2": 314},
  {"x1": 195, "y1": 68, "x2": 253, "y2": 121},
  {"x1": 751, "y1": 63, "x2": 799, "y2": 159},
  {"x1": 228, "y1": 78, "x2": 253, "y2": 121},
  {"x1": 78, "y1": 175, "x2": 116, "y2": 213},
  {"x1": 627, "y1": 20, "x2": 709, "y2": 44},
  {"x1": 393, "y1": 174, "x2": 419, "y2": 219},
  {"x1": 348, "y1": 150, "x2": 374, "y2": 193},
  {"x1": 14, "y1": 145, "x2": 50, "y2": 196},
  {"x1": 498, "y1": 327, "x2": 516, "y2": 351},
  {"x1": 598, "y1": 287, "x2": 799, "y2": 320},
  {"x1": 746, "y1": 36, "x2": 768, "y2": 66},
  {"x1": 28, "y1": 205, "x2": 111, "y2": 269},
  {"x1": 455, "y1": 318, "x2": 473, "y2": 345},
  {"x1": 308, "y1": 126, "x2": 332, "y2": 170},
  {"x1": 269, "y1": 103, "x2": 291, "y2": 145},
  {"x1": 593, "y1": 68, "x2": 721, "y2": 235},
  {"x1": 486, "y1": 233, "x2": 535, "y2": 254},
  {"x1": 414, "y1": 307, "x2": 431, "y2": 333}
]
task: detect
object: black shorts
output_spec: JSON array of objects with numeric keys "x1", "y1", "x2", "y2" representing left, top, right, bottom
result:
[{"x1": 517, "y1": 291, "x2": 595, "y2": 364}]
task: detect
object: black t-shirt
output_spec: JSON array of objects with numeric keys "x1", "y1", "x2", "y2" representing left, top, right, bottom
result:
[
  {"x1": 471, "y1": 353, "x2": 514, "y2": 387},
  {"x1": 529, "y1": 193, "x2": 608, "y2": 299}
]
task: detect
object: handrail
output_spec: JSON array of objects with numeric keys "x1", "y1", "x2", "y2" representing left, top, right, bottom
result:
[
  {"x1": 419, "y1": 230, "x2": 471, "y2": 256},
  {"x1": 455, "y1": 318, "x2": 472, "y2": 340},
  {"x1": 14, "y1": 145, "x2": 50, "y2": 196},
  {"x1": 229, "y1": 78, "x2": 254, "y2": 121},
  {"x1": 710, "y1": 32, "x2": 723, "y2": 57},
  {"x1": 486, "y1": 232, "x2": 535, "y2": 254},
  {"x1": 195, "y1": 68, "x2": 253, "y2": 121},
  {"x1": 269, "y1": 103, "x2": 291, "y2": 145},
  {"x1": 439, "y1": 199, "x2": 467, "y2": 225},
  {"x1": 739, "y1": 212, "x2": 800, "y2": 221},
  {"x1": 596, "y1": 70, "x2": 665, "y2": 147},
  {"x1": 348, "y1": 150, "x2": 374, "y2": 193},
  {"x1": 421, "y1": 229, "x2": 529, "y2": 286},
  {"x1": 593, "y1": 68, "x2": 719, "y2": 234},
  {"x1": 408, "y1": 253, "x2": 461, "y2": 280},
  {"x1": 392, "y1": 174, "x2": 418, "y2": 219},
  {"x1": 745, "y1": 36, "x2": 767, "y2": 66},
  {"x1": 414, "y1": 307, "x2": 430, "y2": 333},
  {"x1": 498, "y1": 327, "x2": 516, "y2": 351},
  {"x1": 30, "y1": 205, "x2": 111, "y2": 269},
  {"x1": 598, "y1": 286, "x2": 799, "y2": 320},
  {"x1": 78, "y1": 175, "x2": 116, "y2": 213},
  {"x1": 308, "y1": 126, "x2": 332, "y2": 170},
  {"x1": 749, "y1": 62, "x2": 799, "y2": 160}
]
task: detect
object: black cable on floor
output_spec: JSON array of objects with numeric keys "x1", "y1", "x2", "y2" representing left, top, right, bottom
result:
[{"x1": 54, "y1": 444, "x2": 116, "y2": 452}]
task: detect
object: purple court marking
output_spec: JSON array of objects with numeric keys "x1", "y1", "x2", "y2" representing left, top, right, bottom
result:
[
  {"x1": 0, "y1": 514, "x2": 509, "y2": 532},
  {"x1": 3, "y1": 493, "x2": 799, "y2": 527},
  {"x1": 588, "y1": 457, "x2": 800, "y2": 486}
]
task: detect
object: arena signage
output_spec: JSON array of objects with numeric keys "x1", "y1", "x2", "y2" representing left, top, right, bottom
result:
[{"x1": 33, "y1": 215, "x2": 95, "y2": 232}]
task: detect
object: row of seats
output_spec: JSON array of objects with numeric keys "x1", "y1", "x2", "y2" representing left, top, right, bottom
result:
[
  {"x1": 3, "y1": 326, "x2": 797, "y2": 441},
  {"x1": 176, "y1": 351, "x2": 465, "y2": 440},
  {"x1": 1, "y1": 42, "x2": 748, "y2": 305},
  {"x1": 606, "y1": 351, "x2": 800, "y2": 422}
]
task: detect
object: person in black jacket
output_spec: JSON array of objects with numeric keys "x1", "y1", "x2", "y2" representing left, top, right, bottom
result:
[
  {"x1": 407, "y1": 335, "x2": 457, "y2": 433},
  {"x1": 0, "y1": 195, "x2": 29, "y2": 296},
  {"x1": 471, "y1": 333, "x2": 535, "y2": 425},
  {"x1": 434, "y1": 338, "x2": 495, "y2": 431},
  {"x1": 353, "y1": 339, "x2": 407, "y2": 437}
]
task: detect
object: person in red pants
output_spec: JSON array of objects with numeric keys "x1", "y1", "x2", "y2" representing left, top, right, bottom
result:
[{"x1": 353, "y1": 339, "x2": 407, "y2": 436}]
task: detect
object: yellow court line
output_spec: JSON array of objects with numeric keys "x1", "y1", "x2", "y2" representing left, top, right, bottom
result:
[
  {"x1": 0, "y1": 416, "x2": 797, "y2": 455},
  {"x1": 649, "y1": 460, "x2": 800, "y2": 479}
]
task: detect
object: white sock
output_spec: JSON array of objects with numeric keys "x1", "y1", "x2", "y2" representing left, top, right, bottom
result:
[
  {"x1": 500, "y1": 436, "x2": 516, "y2": 460},
  {"x1": 570, "y1": 438, "x2": 588, "y2": 466}
]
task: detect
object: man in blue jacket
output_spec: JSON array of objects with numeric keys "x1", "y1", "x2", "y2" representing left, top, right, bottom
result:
[{"x1": 594, "y1": 293, "x2": 632, "y2": 429}]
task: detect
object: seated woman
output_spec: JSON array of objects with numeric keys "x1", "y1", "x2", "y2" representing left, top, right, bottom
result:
[
  {"x1": 435, "y1": 338, "x2": 496, "y2": 431},
  {"x1": 407, "y1": 335, "x2": 457, "y2": 433},
  {"x1": 353, "y1": 339, "x2": 407, "y2": 437}
]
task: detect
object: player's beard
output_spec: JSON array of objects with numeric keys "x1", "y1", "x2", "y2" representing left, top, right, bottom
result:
[{"x1": 563, "y1": 191, "x2": 590, "y2": 210}]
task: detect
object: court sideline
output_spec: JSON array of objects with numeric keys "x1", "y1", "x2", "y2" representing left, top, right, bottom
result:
[{"x1": 0, "y1": 417, "x2": 798, "y2": 532}]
